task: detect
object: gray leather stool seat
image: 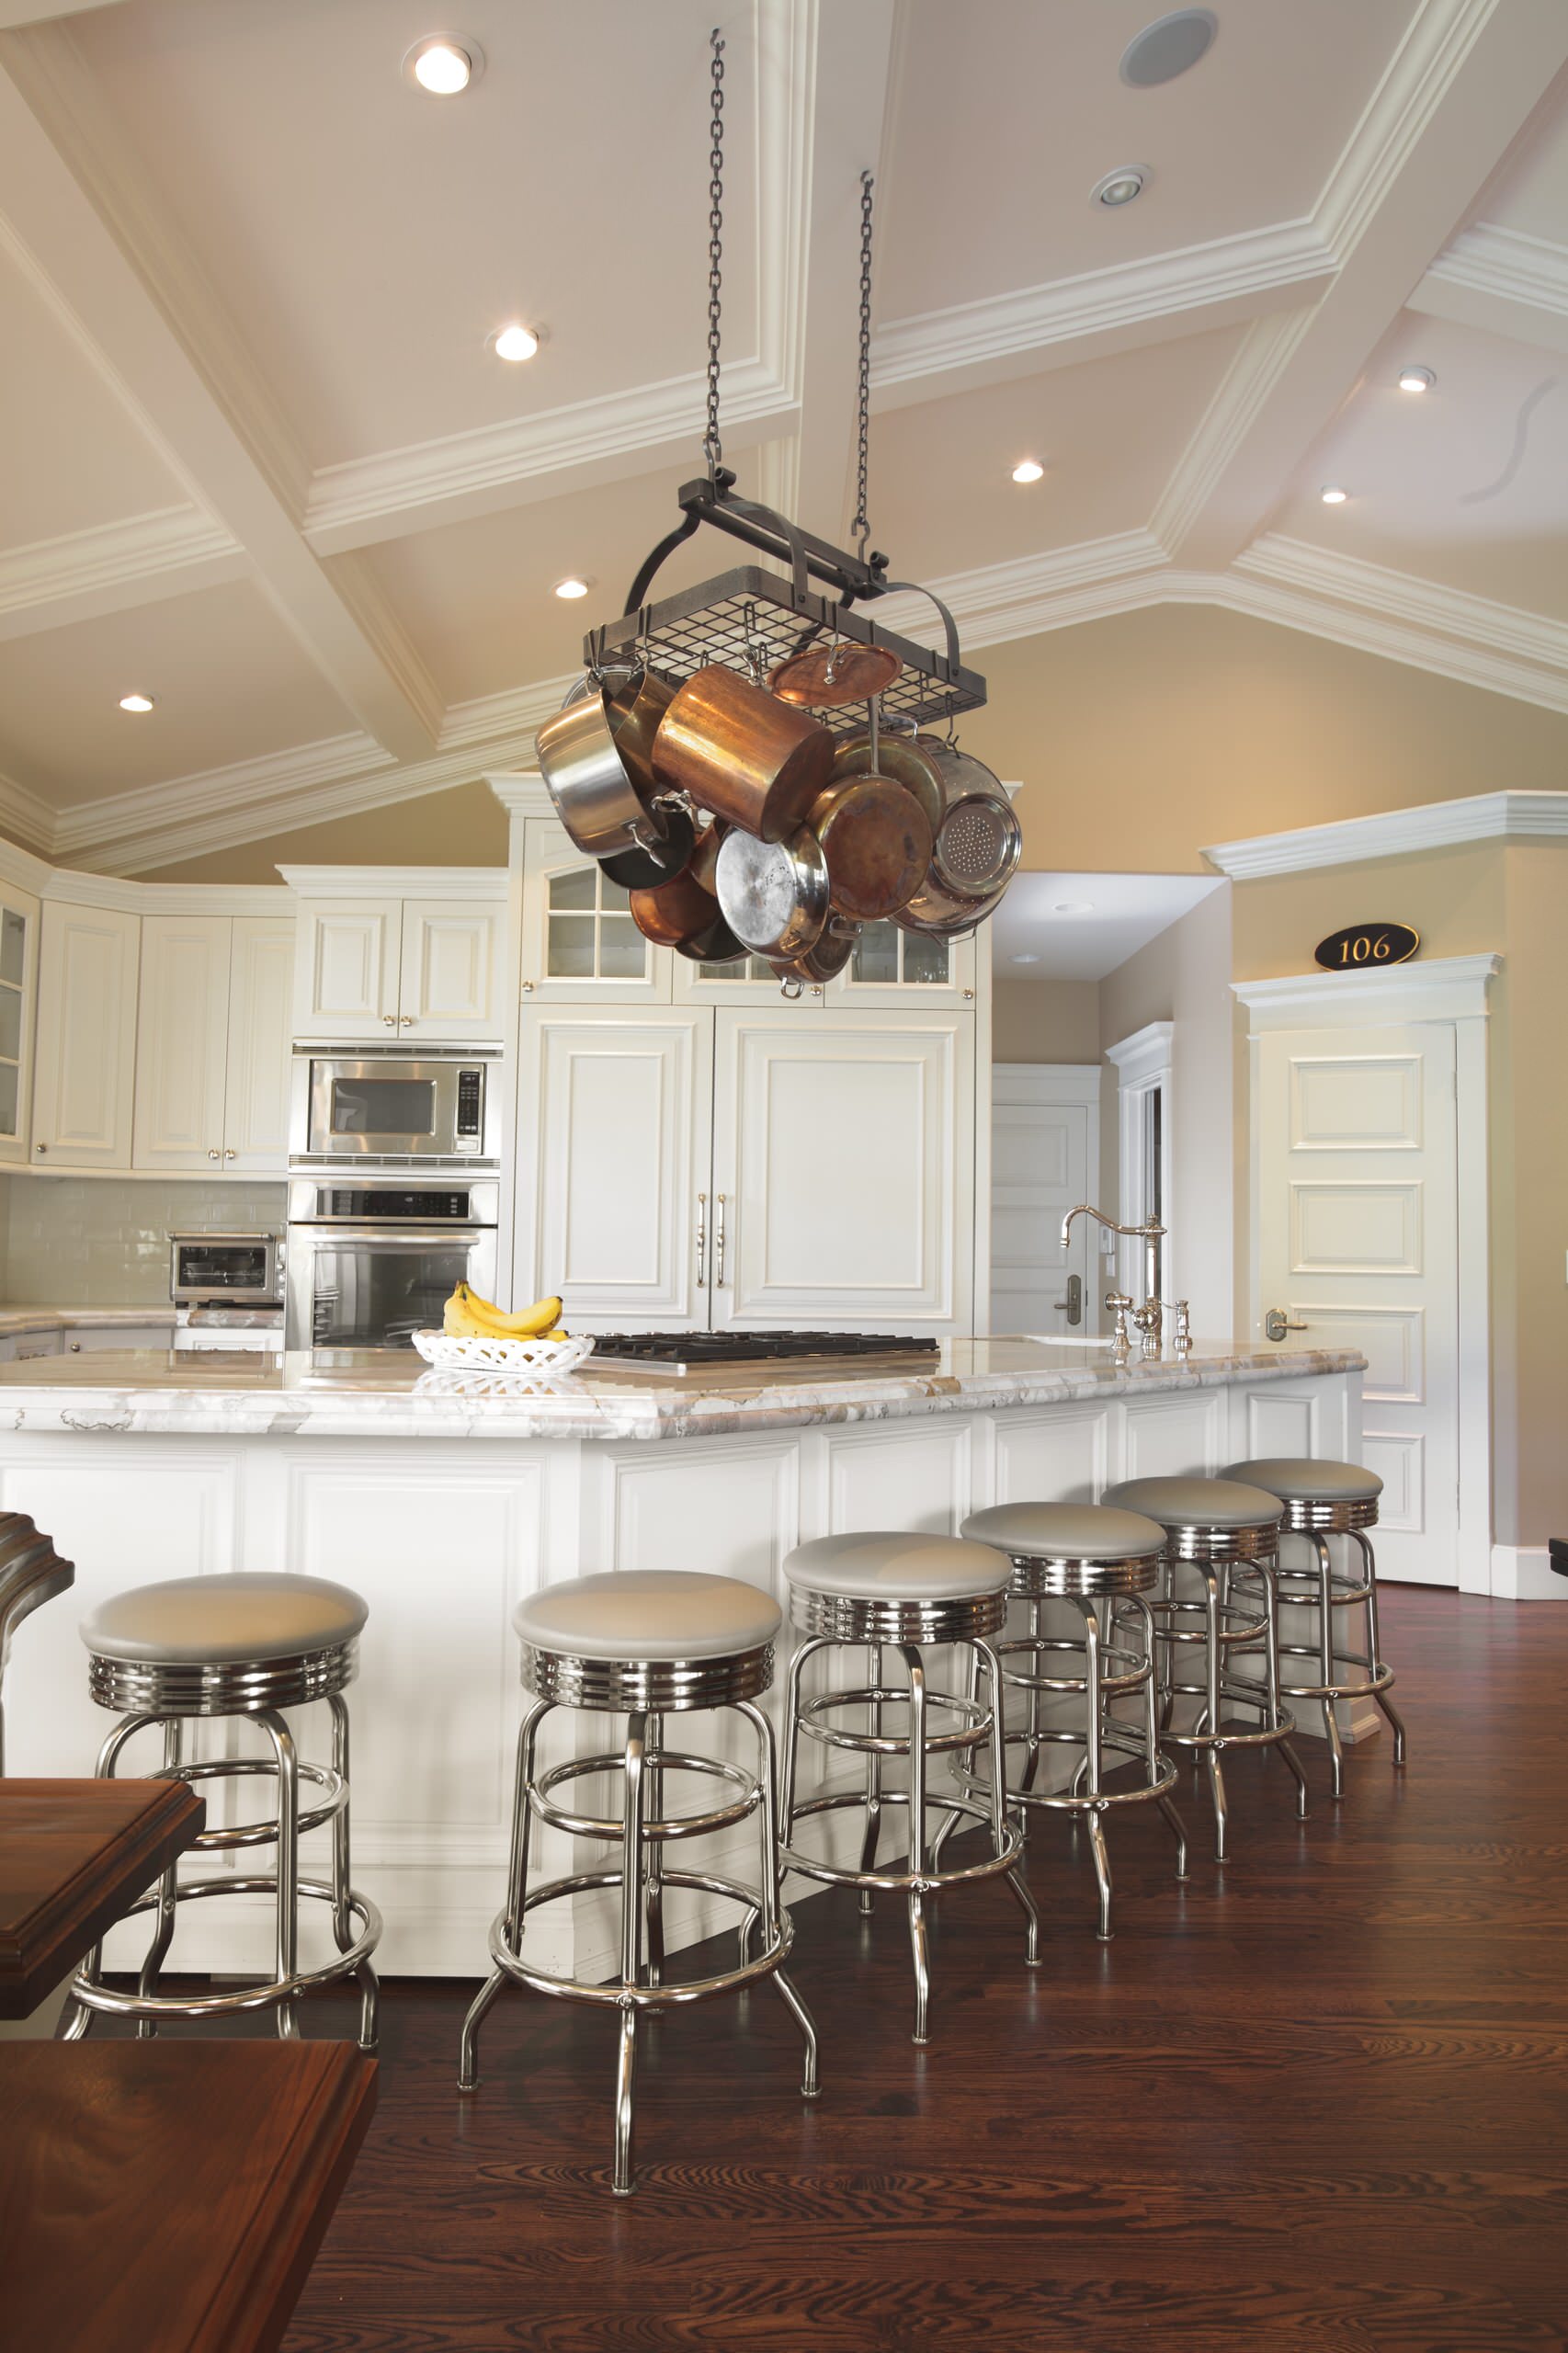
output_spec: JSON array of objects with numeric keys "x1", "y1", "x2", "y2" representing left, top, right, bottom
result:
[
  {"x1": 83, "y1": 1573, "x2": 368, "y2": 1665},
  {"x1": 513, "y1": 1570, "x2": 780, "y2": 1663},
  {"x1": 1223, "y1": 1458, "x2": 1382, "y2": 1506},
  {"x1": 1104, "y1": 1476, "x2": 1284, "y2": 1529},
  {"x1": 964, "y1": 1502, "x2": 1167, "y2": 1563},
  {"x1": 786, "y1": 1530, "x2": 1009, "y2": 1602}
]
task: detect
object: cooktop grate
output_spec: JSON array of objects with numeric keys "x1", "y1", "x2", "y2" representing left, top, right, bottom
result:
[{"x1": 588, "y1": 1329, "x2": 941, "y2": 1372}]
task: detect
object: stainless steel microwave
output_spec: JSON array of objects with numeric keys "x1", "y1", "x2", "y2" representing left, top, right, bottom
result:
[{"x1": 290, "y1": 1049, "x2": 499, "y2": 1169}]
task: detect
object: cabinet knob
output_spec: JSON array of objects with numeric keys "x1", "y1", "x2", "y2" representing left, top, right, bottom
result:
[
  {"x1": 35, "y1": 1142, "x2": 46, "y2": 1154},
  {"x1": 810, "y1": 985, "x2": 823, "y2": 997},
  {"x1": 208, "y1": 1148, "x2": 220, "y2": 1161},
  {"x1": 70, "y1": 1342, "x2": 80, "y2": 1353},
  {"x1": 224, "y1": 1149, "x2": 236, "y2": 1161},
  {"x1": 400, "y1": 1014, "x2": 414, "y2": 1027},
  {"x1": 521, "y1": 981, "x2": 535, "y2": 995},
  {"x1": 383, "y1": 1014, "x2": 396, "y2": 1028},
  {"x1": 963, "y1": 988, "x2": 974, "y2": 1000}
]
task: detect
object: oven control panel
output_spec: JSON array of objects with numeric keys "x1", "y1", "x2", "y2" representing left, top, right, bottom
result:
[{"x1": 457, "y1": 1067, "x2": 483, "y2": 1148}]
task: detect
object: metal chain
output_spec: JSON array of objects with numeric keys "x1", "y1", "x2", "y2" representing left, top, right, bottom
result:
[
  {"x1": 703, "y1": 28, "x2": 726, "y2": 477},
  {"x1": 852, "y1": 170, "x2": 874, "y2": 558}
]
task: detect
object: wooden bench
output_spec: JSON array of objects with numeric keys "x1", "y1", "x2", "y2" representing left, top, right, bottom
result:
[{"x1": 0, "y1": 2039, "x2": 377, "y2": 2353}]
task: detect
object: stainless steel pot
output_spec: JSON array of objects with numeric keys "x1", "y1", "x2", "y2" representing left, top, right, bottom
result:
[
  {"x1": 916, "y1": 734, "x2": 1022, "y2": 898},
  {"x1": 536, "y1": 680, "x2": 665, "y2": 859},
  {"x1": 713, "y1": 824, "x2": 830, "y2": 960},
  {"x1": 767, "y1": 915, "x2": 861, "y2": 988}
]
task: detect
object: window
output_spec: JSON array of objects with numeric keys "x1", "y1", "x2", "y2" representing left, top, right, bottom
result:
[{"x1": 545, "y1": 866, "x2": 647, "y2": 982}]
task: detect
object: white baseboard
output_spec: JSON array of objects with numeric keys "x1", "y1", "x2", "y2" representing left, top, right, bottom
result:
[{"x1": 1491, "y1": 1544, "x2": 1567, "y2": 1600}]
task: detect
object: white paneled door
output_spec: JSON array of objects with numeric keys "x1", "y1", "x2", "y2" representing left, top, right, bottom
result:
[
  {"x1": 1256, "y1": 1022, "x2": 1459, "y2": 1584},
  {"x1": 517, "y1": 1007, "x2": 713, "y2": 1327},
  {"x1": 990, "y1": 1065, "x2": 1099, "y2": 1336},
  {"x1": 132, "y1": 914, "x2": 232, "y2": 1169},
  {"x1": 710, "y1": 1011, "x2": 973, "y2": 1330}
]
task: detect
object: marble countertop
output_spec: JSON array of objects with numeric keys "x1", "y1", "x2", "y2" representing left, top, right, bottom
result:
[{"x1": 0, "y1": 1337, "x2": 1365, "y2": 1442}]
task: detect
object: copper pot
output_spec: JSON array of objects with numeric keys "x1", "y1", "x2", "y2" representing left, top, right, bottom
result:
[
  {"x1": 807, "y1": 774, "x2": 932, "y2": 920},
  {"x1": 830, "y1": 729, "x2": 946, "y2": 834},
  {"x1": 607, "y1": 667, "x2": 678, "y2": 795},
  {"x1": 768, "y1": 915, "x2": 862, "y2": 989},
  {"x1": 653, "y1": 665, "x2": 835, "y2": 842},
  {"x1": 627, "y1": 821, "x2": 725, "y2": 950}
]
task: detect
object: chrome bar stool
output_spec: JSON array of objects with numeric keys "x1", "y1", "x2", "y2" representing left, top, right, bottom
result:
[
  {"x1": 1225, "y1": 1457, "x2": 1407, "y2": 1796},
  {"x1": 778, "y1": 1531, "x2": 1040, "y2": 2046},
  {"x1": 959, "y1": 1502, "x2": 1188, "y2": 1940},
  {"x1": 62, "y1": 1573, "x2": 381, "y2": 2047},
  {"x1": 1103, "y1": 1478, "x2": 1310, "y2": 1860},
  {"x1": 459, "y1": 1570, "x2": 819, "y2": 2197}
]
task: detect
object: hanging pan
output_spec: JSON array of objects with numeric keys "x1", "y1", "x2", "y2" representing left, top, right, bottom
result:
[
  {"x1": 653, "y1": 665, "x2": 835, "y2": 842},
  {"x1": 713, "y1": 824, "x2": 831, "y2": 960},
  {"x1": 537, "y1": 675, "x2": 673, "y2": 863}
]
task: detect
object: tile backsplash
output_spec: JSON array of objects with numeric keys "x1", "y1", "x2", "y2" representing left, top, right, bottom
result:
[{"x1": 0, "y1": 1175, "x2": 287, "y2": 1306}]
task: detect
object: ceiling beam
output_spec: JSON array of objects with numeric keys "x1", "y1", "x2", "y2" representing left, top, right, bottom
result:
[
  {"x1": 1409, "y1": 219, "x2": 1568, "y2": 355},
  {"x1": 1154, "y1": 0, "x2": 1568, "y2": 570},
  {"x1": 0, "y1": 26, "x2": 440, "y2": 758}
]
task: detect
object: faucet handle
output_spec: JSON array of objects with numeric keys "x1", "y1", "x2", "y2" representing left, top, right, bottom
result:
[{"x1": 1103, "y1": 1290, "x2": 1133, "y2": 1359}]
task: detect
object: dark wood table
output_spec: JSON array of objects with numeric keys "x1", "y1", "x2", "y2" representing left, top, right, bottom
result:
[
  {"x1": 0, "y1": 2040, "x2": 377, "y2": 2353},
  {"x1": 0, "y1": 1778, "x2": 206, "y2": 2017}
]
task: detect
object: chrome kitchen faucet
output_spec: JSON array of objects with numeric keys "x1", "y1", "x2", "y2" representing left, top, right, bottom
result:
[{"x1": 1060, "y1": 1205, "x2": 1190, "y2": 1362}]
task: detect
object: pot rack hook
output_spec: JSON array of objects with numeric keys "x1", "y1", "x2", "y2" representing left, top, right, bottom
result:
[{"x1": 702, "y1": 28, "x2": 727, "y2": 482}]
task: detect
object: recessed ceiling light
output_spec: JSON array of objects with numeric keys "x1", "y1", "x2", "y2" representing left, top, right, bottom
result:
[
  {"x1": 1092, "y1": 165, "x2": 1147, "y2": 209},
  {"x1": 1397, "y1": 365, "x2": 1436, "y2": 393},
  {"x1": 118, "y1": 692, "x2": 154, "y2": 712},
  {"x1": 1012, "y1": 952, "x2": 1042, "y2": 965},
  {"x1": 1052, "y1": 901, "x2": 1095, "y2": 915},
  {"x1": 1120, "y1": 9, "x2": 1218, "y2": 86},
  {"x1": 1320, "y1": 485, "x2": 1349, "y2": 506},
  {"x1": 493, "y1": 324, "x2": 540, "y2": 363},
  {"x1": 403, "y1": 35, "x2": 483, "y2": 95},
  {"x1": 553, "y1": 576, "x2": 592, "y2": 600},
  {"x1": 1011, "y1": 459, "x2": 1045, "y2": 484}
]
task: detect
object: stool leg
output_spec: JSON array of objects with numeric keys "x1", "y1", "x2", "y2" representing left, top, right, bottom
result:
[
  {"x1": 328, "y1": 1693, "x2": 379, "y2": 2052},
  {"x1": 1078, "y1": 1599, "x2": 1114, "y2": 1941},
  {"x1": 59, "y1": 1710, "x2": 162, "y2": 2041},
  {"x1": 1199, "y1": 1567, "x2": 1229, "y2": 1860},
  {"x1": 1261, "y1": 1557, "x2": 1310, "y2": 1819},
  {"x1": 135, "y1": 1719, "x2": 184, "y2": 2037},
  {"x1": 1312, "y1": 1532, "x2": 1345, "y2": 1798},
  {"x1": 899, "y1": 1643, "x2": 931, "y2": 2047},
  {"x1": 737, "y1": 1698, "x2": 819, "y2": 2098},
  {"x1": 612, "y1": 1710, "x2": 648, "y2": 2195},
  {"x1": 1354, "y1": 1529, "x2": 1407, "y2": 1761},
  {"x1": 1020, "y1": 1598, "x2": 1045, "y2": 1793},
  {"x1": 977, "y1": 1638, "x2": 1040, "y2": 1967},
  {"x1": 460, "y1": 1700, "x2": 550, "y2": 2091},
  {"x1": 859, "y1": 1643, "x2": 882, "y2": 1914},
  {"x1": 779, "y1": 1633, "x2": 827, "y2": 1851},
  {"x1": 257, "y1": 1709, "x2": 300, "y2": 2040},
  {"x1": 644, "y1": 1711, "x2": 665, "y2": 1989},
  {"x1": 1135, "y1": 1594, "x2": 1187, "y2": 1880}
]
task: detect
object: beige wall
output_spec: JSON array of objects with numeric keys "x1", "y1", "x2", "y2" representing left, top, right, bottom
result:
[
  {"x1": 992, "y1": 978, "x2": 1101, "y2": 1063},
  {"x1": 142, "y1": 603, "x2": 1568, "y2": 885},
  {"x1": 1097, "y1": 887, "x2": 1235, "y2": 1336}
]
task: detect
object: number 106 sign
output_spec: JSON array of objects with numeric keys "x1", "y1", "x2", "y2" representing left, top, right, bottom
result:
[{"x1": 1313, "y1": 921, "x2": 1420, "y2": 972}]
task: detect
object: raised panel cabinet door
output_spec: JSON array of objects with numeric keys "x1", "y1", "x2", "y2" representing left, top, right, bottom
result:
[
  {"x1": 399, "y1": 901, "x2": 504, "y2": 1040},
  {"x1": 990, "y1": 1070, "x2": 1098, "y2": 1336},
  {"x1": 1256, "y1": 1020, "x2": 1459, "y2": 1586},
  {"x1": 32, "y1": 901, "x2": 141, "y2": 1168},
  {"x1": 710, "y1": 1011, "x2": 974, "y2": 1331},
  {"x1": 292, "y1": 900, "x2": 402, "y2": 1040},
  {"x1": 224, "y1": 917, "x2": 296, "y2": 1168},
  {"x1": 0, "y1": 882, "x2": 40, "y2": 1165},
  {"x1": 516, "y1": 1007, "x2": 714, "y2": 1328},
  {"x1": 131, "y1": 915, "x2": 232, "y2": 1170}
]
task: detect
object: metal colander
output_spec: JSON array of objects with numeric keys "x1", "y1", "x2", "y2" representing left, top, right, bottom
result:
[{"x1": 933, "y1": 794, "x2": 1022, "y2": 895}]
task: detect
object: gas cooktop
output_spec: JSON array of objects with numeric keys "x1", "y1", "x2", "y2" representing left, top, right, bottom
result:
[{"x1": 587, "y1": 1330, "x2": 941, "y2": 1377}]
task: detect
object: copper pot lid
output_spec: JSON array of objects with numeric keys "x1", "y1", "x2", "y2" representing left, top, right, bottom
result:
[{"x1": 768, "y1": 637, "x2": 903, "y2": 708}]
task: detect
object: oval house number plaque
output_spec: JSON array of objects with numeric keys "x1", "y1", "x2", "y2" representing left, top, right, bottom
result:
[{"x1": 1313, "y1": 921, "x2": 1420, "y2": 972}]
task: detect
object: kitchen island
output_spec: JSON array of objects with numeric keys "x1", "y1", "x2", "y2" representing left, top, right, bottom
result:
[{"x1": 0, "y1": 1338, "x2": 1363, "y2": 1976}]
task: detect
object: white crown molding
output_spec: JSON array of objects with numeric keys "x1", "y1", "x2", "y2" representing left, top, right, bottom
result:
[
  {"x1": 1149, "y1": 311, "x2": 1313, "y2": 554},
  {"x1": 1312, "y1": 0, "x2": 1497, "y2": 262},
  {"x1": 0, "y1": 766, "x2": 58, "y2": 861},
  {"x1": 41, "y1": 869, "x2": 291, "y2": 914},
  {"x1": 0, "y1": 811, "x2": 54, "y2": 892},
  {"x1": 1233, "y1": 951, "x2": 1502, "y2": 1028},
  {"x1": 869, "y1": 221, "x2": 1335, "y2": 413},
  {"x1": 485, "y1": 774, "x2": 553, "y2": 823},
  {"x1": 49, "y1": 733, "x2": 392, "y2": 865},
  {"x1": 0, "y1": 504, "x2": 244, "y2": 641},
  {"x1": 1425, "y1": 219, "x2": 1568, "y2": 319},
  {"x1": 436, "y1": 672, "x2": 580, "y2": 752},
  {"x1": 277, "y1": 864, "x2": 506, "y2": 900},
  {"x1": 1205, "y1": 790, "x2": 1568, "y2": 880},
  {"x1": 1105, "y1": 1021, "x2": 1175, "y2": 1086},
  {"x1": 873, "y1": 530, "x2": 1169, "y2": 652}
]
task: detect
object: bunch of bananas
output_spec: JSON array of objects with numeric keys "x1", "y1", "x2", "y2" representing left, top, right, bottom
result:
[{"x1": 442, "y1": 1284, "x2": 570, "y2": 1341}]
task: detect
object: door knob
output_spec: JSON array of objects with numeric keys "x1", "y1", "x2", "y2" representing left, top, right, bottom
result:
[
  {"x1": 1051, "y1": 1273, "x2": 1084, "y2": 1326},
  {"x1": 1264, "y1": 1308, "x2": 1308, "y2": 1342}
]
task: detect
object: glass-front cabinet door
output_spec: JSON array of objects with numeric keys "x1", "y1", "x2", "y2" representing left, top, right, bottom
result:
[
  {"x1": 827, "y1": 917, "x2": 978, "y2": 1008},
  {"x1": 518, "y1": 819, "x2": 666, "y2": 1004},
  {"x1": 0, "y1": 884, "x2": 39, "y2": 1165}
]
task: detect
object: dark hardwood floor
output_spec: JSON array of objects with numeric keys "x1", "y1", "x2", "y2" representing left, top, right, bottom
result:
[{"x1": 119, "y1": 1591, "x2": 1568, "y2": 2347}]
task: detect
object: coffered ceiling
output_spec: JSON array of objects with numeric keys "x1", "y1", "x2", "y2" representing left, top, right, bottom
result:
[{"x1": 1, "y1": 0, "x2": 1566, "y2": 874}]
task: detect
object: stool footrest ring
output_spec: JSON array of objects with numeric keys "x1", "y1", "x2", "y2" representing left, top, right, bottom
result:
[
  {"x1": 67, "y1": 1876, "x2": 381, "y2": 2021},
  {"x1": 782, "y1": 1788, "x2": 1022, "y2": 1893},
  {"x1": 487, "y1": 1868, "x2": 792, "y2": 2008}
]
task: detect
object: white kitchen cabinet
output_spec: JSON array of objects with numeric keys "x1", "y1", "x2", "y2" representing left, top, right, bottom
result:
[
  {"x1": 31, "y1": 901, "x2": 141, "y2": 1168},
  {"x1": 223, "y1": 916, "x2": 295, "y2": 1167},
  {"x1": 133, "y1": 914, "x2": 295, "y2": 1172},
  {"x1": 518, "y1": 822, "x2": 664, "y2": 1005},
  {"x1": 0, "y1": 880, "x2": 40, "y2": 1166},
  {"x1": 710, "y1": 1010, "x2": 974, "y2": 1331},
  {"x1": 290, "y1": 882, "x2": 505, "y2": 1041},
  {"x1": 515, "y1": 1007, "x2": 713, "y2": 1328},
  {"x1": 63, "y1": 1324, "x2": 173, "y2": 1354},
  {"x1": 132, "y1": 915, "x2": 233, "y2": 1169}
]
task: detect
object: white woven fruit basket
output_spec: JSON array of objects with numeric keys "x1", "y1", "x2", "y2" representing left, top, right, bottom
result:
[{"x1": 412, "y1": 1330, "x2": 597, "y2": 1375}]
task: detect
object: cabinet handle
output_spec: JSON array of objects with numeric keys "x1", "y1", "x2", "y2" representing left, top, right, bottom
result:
[
  {"x1": 963, "y1": 988, "x2": 975, "y2": 1000},
  {"x1": 400, "y1": 1014, "x2": 414, "y2": 1027},
  {"x1": 70, "y1": 1341, "x2": 80, "y2": 1353},
  {"x1": 208, "y1": 1148, "x2": 220, "y2": 1161},
  {"x1": 382, "y1": 1014, "x2": 396, "y2": 1028},
  {"x1": 715, "y1": 1193, "x2": 727, "y2": 1289},
  {"x1": 521, "y1": 981, "x2": 535, "y2": 995},
  {"x1": 34, "y1": 1142, "x2": 46, "y2": 1154},
  {"x1": 224, "y1": 1149, "x2": 236, "y2": 1161},
  {"x1": 695, "y1": 1191, "x2": 707, "y2": 1289}
]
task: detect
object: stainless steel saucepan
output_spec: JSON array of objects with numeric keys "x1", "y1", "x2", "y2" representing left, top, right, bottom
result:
[
  {"x1": 536, "y1": 676, "x2": 671, "y2": 861},
  {"x1": 713, "y1": 824, "x2": 831, "y2": 960}
]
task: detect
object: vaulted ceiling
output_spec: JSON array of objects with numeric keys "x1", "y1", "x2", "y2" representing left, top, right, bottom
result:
[{"x1": 2, "y1": 0, "x2": 1566, "y2": 874}]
